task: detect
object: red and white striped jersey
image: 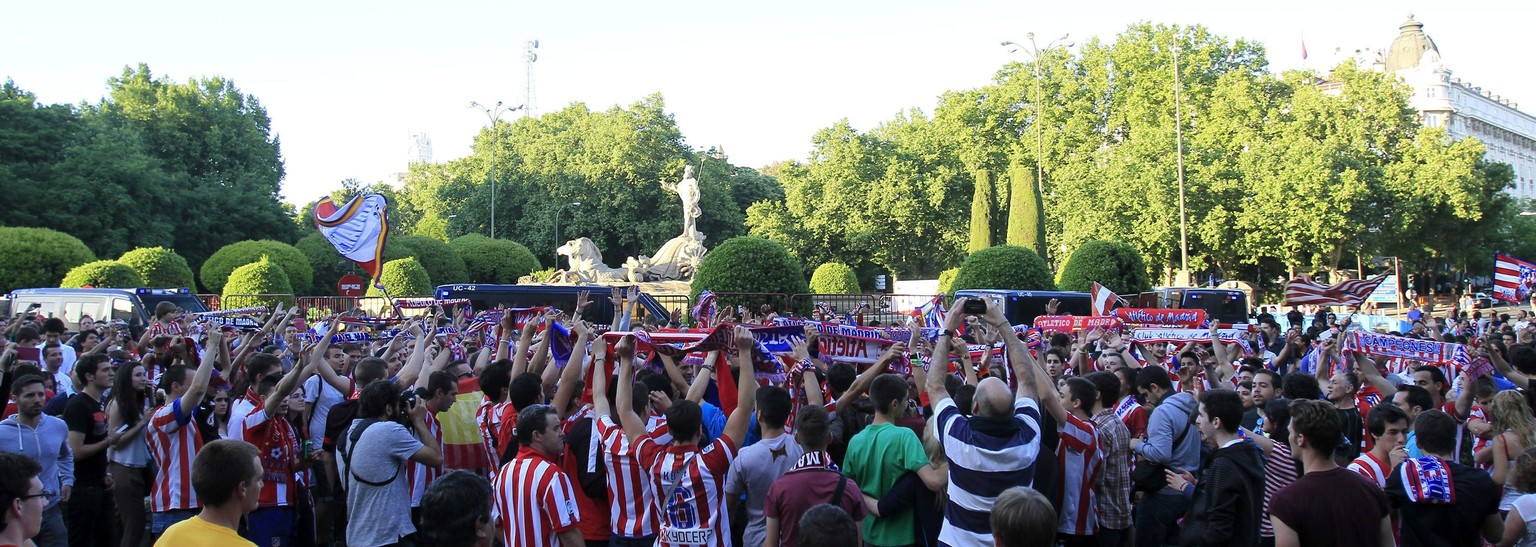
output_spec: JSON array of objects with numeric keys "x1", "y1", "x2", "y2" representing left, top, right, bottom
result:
[
  {"x1": 1114, "y1": 395, "x2": 1150, "y2": 439},
  {"x1": 493, "y1": 447, "x2": 583, "y2": 547},
  {"x1": 633, "y1": 434, "x2": 738, "y2": 547},
  {"x1": 147, "y1": 399, "x2": 203, "y2": 512},
  {"x1": 242, "y1": 407, "x2": 299, "y2": 507},
  {"x1": 479, "y1": 399, "x2": 517, "y2": 459},
  {"x1": 1056, "y1": 413, "x2": 1102, "y2": 535},
  {"x1": 408, "y1": 410, "x2": 443, "y2": 507},
  {"x1": 147, "y1": 321, "x2": 185, "y2": 338},
  {"x1": 1348, "y1": 452, "x2": 1391, "y2": 489},
  {"x1": 595, "y1": 415, "x2": 674, "y2": 538}
]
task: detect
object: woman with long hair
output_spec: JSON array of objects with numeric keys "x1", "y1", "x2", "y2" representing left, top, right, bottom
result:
[
  {"x1": 210, "y1": 383, "x2": 233, "y2": 439},
  {"x1": 1497, "y1": 447, "x2": 1536, "y2": 547},
  {"x1": 1482, "y1": 390, "x2": 1536, "y2": 511},
  {"x1": 1242, "y1": 397, "x2": 1301, "y2": 545},
  {"x1": 106, "y1": 362, "x2": 152, "y2": 547}
]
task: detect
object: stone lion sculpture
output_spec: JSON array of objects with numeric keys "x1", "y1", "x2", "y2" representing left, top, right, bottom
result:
[{"x1": 555, "y1": 238, "x2": 638, "y2": 283}]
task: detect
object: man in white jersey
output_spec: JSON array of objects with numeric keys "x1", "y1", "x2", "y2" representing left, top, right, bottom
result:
[
  {"x1": 590, "y1": 341, "x2": 672, "y2": 547},
  {"x1": 617, "y1": 328, "x2": 758, "y2": 547}
]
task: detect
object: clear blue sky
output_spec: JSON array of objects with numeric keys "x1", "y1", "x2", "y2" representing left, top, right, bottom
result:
[{"x1": 5, "y1": 0, "x2": 1531, "y2": 207}]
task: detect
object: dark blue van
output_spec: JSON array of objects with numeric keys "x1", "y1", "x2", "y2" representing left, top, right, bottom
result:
[{"x1": 952, "y1": 289, "x2": 1093, "y2": 326}]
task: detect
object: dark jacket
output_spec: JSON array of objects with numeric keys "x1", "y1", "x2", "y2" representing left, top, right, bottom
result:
[{"x1": 1179, "y1": 439, "x2": 1265, "y2": 547}]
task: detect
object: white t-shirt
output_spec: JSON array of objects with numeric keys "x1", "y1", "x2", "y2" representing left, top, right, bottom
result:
[{"x1": 303, "y1": 375, "x2": 346, "y2": 447}]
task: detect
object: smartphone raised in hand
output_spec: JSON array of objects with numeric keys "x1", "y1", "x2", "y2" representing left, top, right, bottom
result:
[{"x1": 961, "y1": 297, "x2": 988, "y2": 315}]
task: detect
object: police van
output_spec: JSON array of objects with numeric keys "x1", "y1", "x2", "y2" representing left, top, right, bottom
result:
[
  {"x1": 434, "y1": 284, "x2": 673, "y2": 327},
  {"x1": 6, "y1": 287, "x2": 211, "y2": 336}
]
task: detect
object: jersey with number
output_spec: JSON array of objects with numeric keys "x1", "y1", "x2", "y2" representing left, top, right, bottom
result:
[
  {"x1": 147, "y1": 399, "x2": 204, "y2": 512},
  {"x1": 494, "y1": 447, "x2": 582, "y2": 547},
  {"x1": 407, "y1": 410, "x2": 443, "y2": 507},
  {"x1": 634, "y1": 434, "x2": 738, "y2": 547},
  {"x1": 1347, "y1": 452, "x2": 1390, "y2": 489},
  {"x1": 1056, "y1": 413, "x2": 1102, "y2": 535}
]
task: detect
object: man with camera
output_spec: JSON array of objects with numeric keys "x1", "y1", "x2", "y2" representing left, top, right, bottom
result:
[{"x1": 338, "y1": 379, "x2": 443, "y2": 547}]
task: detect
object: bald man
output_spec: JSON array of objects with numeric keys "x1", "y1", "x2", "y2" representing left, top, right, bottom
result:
[{"x1": 927, "y1": 299, "x2": 1054, "y2": 547}]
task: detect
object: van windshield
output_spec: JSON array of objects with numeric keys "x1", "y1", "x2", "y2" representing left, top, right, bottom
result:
[
  {"x1": 141, "y1": 294, "x2": 208, "y2": 315},
  {"x1": 1180, "y1": 291, "x2": 1248, "y2": 324}
]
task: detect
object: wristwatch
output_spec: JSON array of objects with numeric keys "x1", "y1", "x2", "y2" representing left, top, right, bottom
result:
[{"x1": 940, "y1": 329, "x2": 956, "y2": 338}]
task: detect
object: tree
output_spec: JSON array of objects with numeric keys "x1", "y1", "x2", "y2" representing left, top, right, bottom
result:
[
  {"x1": 968, "y1": 169, "x2": 993, "y2": 253},
  {"x1": 61, "y1": 261, "x2": 144, "y2": 288},
  {"x1": 1006, "y1": 163, "x2": 1046, "y2": 256},
  {"x1": 951, "y1": 246, "x2": 1055, "y2": 293},
  {"x1": 937, "y1": 268, "x2": 961, "y2": 296},
  {"x1": 690, "y1": 236, "x2": 809, "y2": 312},
  {"x1": 0, "y1": 227, "x2": 96, "y2": 294},
  {"x1": 450, "y1": 234, "x2": 540, "y2": 284},
  {"x1": 809, "y1": 263, "x2": 861, "y2": 294},
  {"x1": 200, "y1": 240, "x2": 313, "y2": 295},
  {"x1": 366, "y1": 258, "x2": 433, "y2": 297},
  {"x1": 221, "y1": 256, "x2": 295, "y2": 309},
  {"x1": 117, "y1": 247, "x2": 196, "y2": 289},
  {"x1": 394, "y1": 235, "x2": 468, "y2": 286},
  {"x1": 1056, "y1": 240, "x2": 1152, "y2": 294}
]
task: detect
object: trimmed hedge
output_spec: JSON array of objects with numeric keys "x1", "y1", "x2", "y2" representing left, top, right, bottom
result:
[
  {"x1": 968, "y1": 169, "x2": 993, "y2": 253},
  {"x1": 951, "y1": 245, "x2": 1055, "y2": 293},
  {"x1": 690, "y1": 236, "x2": 809, "y2": 314},
  {"x1": 1005, "y1": 164, "x2": 1046, "y2": 256},
  {"x1": 201, "y1": 240, "x2": 313, "y2": 295},
  {"x1": 366, "y1": 258, "x2": 434, "y2": 297},
  {"x1": 395, "y1": 235, "x2": 468, "y2": 286},
  {"x1": 1056, "y1": 240, "x2": 1153, "y2": 295},
  {"x1": 0, "y1": 227, "x2": 96, "y2": 293},
  {"x1": 450, "y1": 234, "x2": 540, "y2": 284},
  {"x1": 937, "y1": 268, "x2": 961, "y2": 296},
  {"x1": 809, "y1": 262, "x2": 861, "y2": 294},
  {"x1": 61, "y1": 260, "x2": 144, "y2": 288},
  {"x1": 117, "y1": 247, "x2": 195, "y2": 289},
  {"x1": 221, "y1": 256, "x2": 296, "y2": 309}
]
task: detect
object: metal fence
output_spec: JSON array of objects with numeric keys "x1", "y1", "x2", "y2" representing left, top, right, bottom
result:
[
  {"x1": 219, "y1": 294, "x2": 297, "y2": 311},
  {"x1": 788, "y1": 293, "x2": 947, "y2": 326},
  {"x1": 648, "y1": 294, "x2": 693, "y2": 323}
]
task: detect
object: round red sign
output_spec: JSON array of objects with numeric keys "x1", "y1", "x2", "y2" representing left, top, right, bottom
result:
[{"x1": 337, "y1": 274, "x2": 366, "y2": 297}]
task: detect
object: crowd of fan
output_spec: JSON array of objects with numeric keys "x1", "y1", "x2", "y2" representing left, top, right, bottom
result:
[{"x1": 2, "y1": 291, "x2": 1536, "y2": 547}]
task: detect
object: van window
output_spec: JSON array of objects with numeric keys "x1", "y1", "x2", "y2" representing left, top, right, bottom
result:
[{"x1": 112, "y1": 299, "x2": 135, "y2": 322}]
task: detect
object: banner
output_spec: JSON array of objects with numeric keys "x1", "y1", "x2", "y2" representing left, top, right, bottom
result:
[
  {"x1": 1131, "y1": 328, "x2": 1249, "y2": 346},
  {"x1": 1342, "y1": 330, "x2": 1469, "y2": 369},
  {"x1": 1493, "y1": 253, "x2": 1536, "y2": 303},
  {"x1": 395, "y1": 298, "x2": 470, "y2": 309},
  {"x1": 1032, "y1": 315, "x2": 1123, "y2": 333},
  {"x1": 1114, "y1": 308, "x2": 1206, "y2": 327}
]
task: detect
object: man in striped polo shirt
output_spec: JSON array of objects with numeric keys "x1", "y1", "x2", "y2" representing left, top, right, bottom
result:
[
  {"x1": 590, "y1": 340, "x2": 672, "y2": 546},
  {"x1": 926, "y1": 299, "x2": 1052, "y2": 547},
  {"x1": 493, "y1": 404, "x2": 584, "y2": 547},
  {"x1": 148, "y1": 328, "x2": 223, "y2": 536},
  {"x1": 618, "y1": 327, "x2": 759, "y2": 547}
]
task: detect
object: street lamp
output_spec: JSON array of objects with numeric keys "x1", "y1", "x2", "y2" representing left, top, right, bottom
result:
[
  {"x1": 1173, "y1": 44, "x2": 1189, "y2": 286},
  {"x1": 1001, "y1": 32, "x2": 1071, "y2": 195},
  {"x1": 469, "y1": 100, "x2": 525, "y2": 239},
  {"x1": 554, "y1": 202, "x2": 581, "y2": 265}
]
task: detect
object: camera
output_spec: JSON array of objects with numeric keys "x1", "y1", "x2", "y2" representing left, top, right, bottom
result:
[
  {"x1": 961, "y1": 297, "x2": 988, "y2": 315},
  {"x1": 393, "y1": 387, "x2": 426, "y2": 423}
]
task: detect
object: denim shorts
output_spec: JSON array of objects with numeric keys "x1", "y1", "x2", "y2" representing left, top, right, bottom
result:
[{"x1": 151, "y1": 509, "x2": 198, "y2": 534}]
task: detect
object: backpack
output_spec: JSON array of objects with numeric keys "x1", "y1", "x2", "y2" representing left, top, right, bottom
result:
[
  {"x1": 828, "y1": 397, "x2": 875, "y2": 466},
  {"x1": 323, "y1": 398, "x2": 361, "y2": 452},
  {"x1": 339, "y1": 419, "x2": 401, "y2": 488}
]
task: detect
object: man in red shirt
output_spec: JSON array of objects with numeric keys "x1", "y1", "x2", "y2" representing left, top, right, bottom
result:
[
  {"x1": 764, "y1": 405, "x2": 865, "y2": 547},
  {"x1": 617, "y1": 328, "x2": 758, "y2": 547},
  {"x1": 492, "y1": 404, "x2": 583, "y2": 547},
  {"x1": 241, "y1": 361, "x2": 314, "y2": 547}
]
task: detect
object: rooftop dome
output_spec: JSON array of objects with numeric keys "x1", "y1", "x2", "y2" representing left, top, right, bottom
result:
[{"x1": 1385, "y1": 15, "x2": 1440, "y2": 72}]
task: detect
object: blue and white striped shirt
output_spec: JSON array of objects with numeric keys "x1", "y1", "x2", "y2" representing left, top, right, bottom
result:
[{"x1": 933, "y1": 397, "x2": 1042, "y2": 547}]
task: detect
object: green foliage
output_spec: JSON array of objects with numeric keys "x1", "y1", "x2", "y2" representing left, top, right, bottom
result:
[
  {"x1": 116, "y1": 247, "x2": 195, "y2": 288},
  {"x1": 60, "y1": 260, "x2": 143, "y2": 288},
  {"x1": 394, "y1": 235, "x2": 468, "y2": 286},
  {"x1": 1055, "y1": 240, "x2": 1152, "y2": 294},
  {"x1": 0, "y1": 68, "x2": 297, "y2": 268},
  {"x1": 968, "y1": 169, "x2": 993, "y2": 253},
  {"x1": 809, "y1": 262, "x2": 861, "y2": 294},
  {"x1": 690, "y1": 237, "x2": 809, "y2": 311},
  {"x1": 527, "y1": 267, "x2": 559, "y2": 283},
  {"x1": 449, "y1": 234, "x2": 540, "y2": 284},
  {"x1": 221, "y1": 256, "x2": 295, "y2": 309},
  {"x1": 200, "y1": 240, "x2": 313, "y2": 295},
  {"x1": 396, "y1": 97, "x2": 776, "y2": 265},
  {"x1": 0, "y1": 227, "x2": 96, "y2": 293},
  {"x1": 951, "y1": 246, "x2": 1054, "y2": 292},
  {"x1": 937, "y1": 268, "x2": 961, "y2": 296},
  {"x1": 1006, "y1": 164, "x2": 1046, "y2": 256},
  {"x1": 366, "y1": 258, "x2": 433, "y2": 297}
]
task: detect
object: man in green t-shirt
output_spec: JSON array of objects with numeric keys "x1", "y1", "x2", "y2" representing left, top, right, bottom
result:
[{"x1": 842, "y1": 362, "x2": 946, "y2": 546}]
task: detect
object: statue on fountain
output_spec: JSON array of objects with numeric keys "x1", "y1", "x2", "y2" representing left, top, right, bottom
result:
[{"x1": 550, "y1": 166, "x2": 709, "y2": 283}]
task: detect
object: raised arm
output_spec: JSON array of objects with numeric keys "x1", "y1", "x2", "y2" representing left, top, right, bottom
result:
[
  {"x1": 263, "y1": 361, "x2": 314, "y2": 412},
  {"x1": 721, "y1": 326, "x2": 759, "y2": 447},
  {"x1": 591, "y1": 338, "x2": 612, "y2": 419},
  {"x1": 614, "y1": 336, "x2": 647, "y2": 441},
  {"x1": 1351, "y1": 352, "x2": 1398, "y2": 399},
  {"x1": 553, "y1": 321, "x2": 593, "y2": 419},
  {"x1": 927, "y1": 304, "x2": 967, "y2": 406},
  {"x1": 181, "y1": 328, "x2": 222, "y2": 410}
]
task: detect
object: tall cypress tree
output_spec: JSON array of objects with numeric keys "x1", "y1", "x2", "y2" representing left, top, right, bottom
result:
[
  {"x1": 968, "y1": 169, "x2": 993, "y2": 253},
  {"x1": 1007, "y1": 164, "x2": 1047, "y2": 257}
]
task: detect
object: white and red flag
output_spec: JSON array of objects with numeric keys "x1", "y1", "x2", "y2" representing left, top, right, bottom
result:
[
  {"x1": 1284, "y1": 274, "x2": 1387, "y2": 307},
  {"x1": 1090, "y1": 282, "x2": 1118, "y2": 316},
  {"x1": 1493, "y1": 253, "x2": 1536, "y2": 303},
  {"x1": 313, "y1": 194, "x2": 390, "y2": 287}
]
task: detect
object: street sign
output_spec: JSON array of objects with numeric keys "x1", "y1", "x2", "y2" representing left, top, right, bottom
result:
[
  {"x1": 1367, "y1": 274, "x2": 1398, "y2": 304},
  {"x1": 338, "y1": 274, "x2": 365, "y2": 297}
]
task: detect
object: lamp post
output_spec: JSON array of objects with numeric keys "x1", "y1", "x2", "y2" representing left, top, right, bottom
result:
[
  {"x1": 1002, "y1": 32, "x2": 1071, "y2": 195},
  {"x1": 469, "y1": 101, "x2": 524, "y2": 239},
  {"x1": 554, "y1": 201, "x2": 580, "y2": 265},
  {"x1": 1173, "y1": 45, "x2": 1189, "y2": 286}
]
